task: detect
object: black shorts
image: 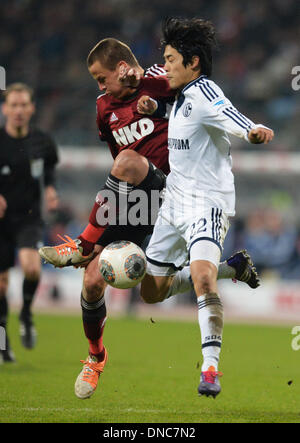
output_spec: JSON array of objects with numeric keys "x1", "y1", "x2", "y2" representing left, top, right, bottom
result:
[
  {"x1": 0, "y1": 216, "x2": 44, "y2": 272},
  {"x1": 97, "y1": 223, "x2": 153, "y2": 249}
]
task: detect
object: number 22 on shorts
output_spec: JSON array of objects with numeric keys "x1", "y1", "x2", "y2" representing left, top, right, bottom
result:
[{"x1": 189, "y1": 218, "x2": 207, "y2": 240}]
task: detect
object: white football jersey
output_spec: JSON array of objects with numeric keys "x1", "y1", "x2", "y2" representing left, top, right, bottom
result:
[{"x1": 165, "y1": 75, "x2": 256, "y2": 217}]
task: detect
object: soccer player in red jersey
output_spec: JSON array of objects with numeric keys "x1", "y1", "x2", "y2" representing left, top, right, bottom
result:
[
  {"x1": 39, "y1": 38, "x2": 259, "y2": 399},
  {"x1": 40, "y1": 39, "x2": 176, "y2": 399}
]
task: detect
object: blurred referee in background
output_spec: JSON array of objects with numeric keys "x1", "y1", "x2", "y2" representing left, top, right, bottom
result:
[{"x1": 0, "y1": 83, "x2": 59, "y2": 363}]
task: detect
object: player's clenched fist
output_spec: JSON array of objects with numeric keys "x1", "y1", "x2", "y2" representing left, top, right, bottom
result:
[
  {"x1": 137, "y1": 95, "x2": 158, "y2": 115},
  {"x1": 118, "y1": 65, "x2": 141, "y2": 88},
  {"x1": 248, "y1": 126, "x2": 274, "y2": 144}
]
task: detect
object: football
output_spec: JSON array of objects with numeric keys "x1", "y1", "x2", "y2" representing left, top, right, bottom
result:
[{"x1": 99, "y1": 240, "x2": 147, "y2": 289}]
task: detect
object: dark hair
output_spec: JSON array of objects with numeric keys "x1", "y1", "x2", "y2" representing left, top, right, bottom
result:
[
  {"x1": 87, "y1": 38, "x2": 139, "y2": 70},
  {"x1": 161, "y1": 17, "x2": 217, "y2": 77}
]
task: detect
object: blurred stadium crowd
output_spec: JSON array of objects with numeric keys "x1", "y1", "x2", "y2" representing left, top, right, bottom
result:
[
  {"x1": 1, "y1": 0, "x2": 300, "y2": 282},
  {"x1": 1, "y1": 0, "x2": 299, "y2": 147}
]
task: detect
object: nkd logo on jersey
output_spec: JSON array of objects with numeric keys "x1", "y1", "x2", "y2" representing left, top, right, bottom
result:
[{"x1": 113, "y1": 118, "x2": 154, "y2": 146}]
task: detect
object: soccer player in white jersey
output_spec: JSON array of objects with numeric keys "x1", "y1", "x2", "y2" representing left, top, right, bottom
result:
[{"x1": 139, "y1": 17, "x2": 274, "y2": 398}]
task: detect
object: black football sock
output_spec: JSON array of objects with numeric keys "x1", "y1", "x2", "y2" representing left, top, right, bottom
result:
[
  {"x1": 87, "y1": 174, "x2": 134, "y2": 229},
  {"x1": 136, "y1": 160, "x2": 166, "y2": 193},
  {"x1": 21, "y1": 278, "x2": 39, "y2": 319},
  {"x1": 134, "y1": 161, "x2": 166, "y2": 224},
  {"x1": 0, "y1": 294, "x2": 10, "y2": 352},
  {"x1": 81, "y1": 294, "x2": 107, "y2": 362},
  {"x1": 0, "y1": 294, "x2": 8, "y2": 329},
  {"x1": 104, "y1": 161, "x2": 165, "y2": 223},
  {"x1": 88, "y1": 161, "x2": 165, "y2": 231},
  {"x1": 104, "y1": 173, "x2": 134, "y2": 225}
]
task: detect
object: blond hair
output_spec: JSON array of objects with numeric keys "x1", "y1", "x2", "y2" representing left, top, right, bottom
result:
[{"x1": 3, "y1": 83, "x2": 34, "y2": 102}]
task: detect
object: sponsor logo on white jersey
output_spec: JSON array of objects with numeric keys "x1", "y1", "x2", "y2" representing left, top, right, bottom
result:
[
  {"x1": 168, "y1": 138, "x2": 190, "y2": 150},
  {"x1": 112, "y1": 118, "x2": 154, "y2": 146}
]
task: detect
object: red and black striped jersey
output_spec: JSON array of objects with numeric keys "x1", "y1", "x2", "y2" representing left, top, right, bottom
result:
[{"x1": 144, "y1": 64, "x2": 166, "y2": 78}]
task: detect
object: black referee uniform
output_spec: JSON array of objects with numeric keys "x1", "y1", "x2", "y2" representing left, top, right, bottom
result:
[
  {"x1": 0, "y1": 127, "x2": 58, "y2": 270},
  {"x1": 0, "y1": 126, "x2": 58, "y2": 360}
]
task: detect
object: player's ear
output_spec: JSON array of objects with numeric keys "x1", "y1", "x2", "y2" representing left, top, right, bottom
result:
[
  {"x1": 190, "y1": 56, "x2": 201, "y2": 73},
  {"x1": 1, "y1": 102, "x2": 7, "y2": 117},
  {"x1": 29, "y1": 101, "x2": 36, "y2": 116},
  {"x1": 117, "y1": 60, "x2": 129, "y2": 75}
]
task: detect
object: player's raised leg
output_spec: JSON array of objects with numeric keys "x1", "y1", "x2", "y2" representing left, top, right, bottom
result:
[
  {"x1": 156, "y1": 249, "x2": 260, "y2": 302},
  {"x1": 39, "y1": 150, "x2": 165, "y2": 267}
]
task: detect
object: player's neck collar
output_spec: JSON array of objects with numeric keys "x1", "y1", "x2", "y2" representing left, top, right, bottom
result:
[{"x1": 181, "y1": 74, "x2": 207, "y2": 94}]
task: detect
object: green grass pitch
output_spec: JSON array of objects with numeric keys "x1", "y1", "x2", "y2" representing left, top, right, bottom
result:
[{"x1": 0, "y1": 312, "x2": 299, "y2": 423}]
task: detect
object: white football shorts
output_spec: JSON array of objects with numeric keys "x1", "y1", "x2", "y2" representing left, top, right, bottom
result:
[{"x1": 146, "y1": 205, "x2": 229, "y2": 276}]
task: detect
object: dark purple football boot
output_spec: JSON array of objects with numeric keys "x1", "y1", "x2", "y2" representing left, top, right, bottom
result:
[
  {"x1": 198, "y1": 366, "x2": 223, "y2": 398},
  {"x1": 226, "y1": 250, "x2": 260, "y2": 289}
]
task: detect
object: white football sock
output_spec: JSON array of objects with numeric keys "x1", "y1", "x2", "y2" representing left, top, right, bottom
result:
[
  {"x1": 217, "y1": 261, "x2": 236, "y2": 280},
  {"x1": 166, "y1": 262, "x2": 235, "y2": 301},
  {"x1": 197, "y1": 293, "x2": 223, "y2": 372},
  {"x1": 166, "y1": 266, "x2": 192, "y2": 299}
]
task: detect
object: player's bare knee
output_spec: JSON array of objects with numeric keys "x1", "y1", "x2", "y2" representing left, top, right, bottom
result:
[
  {"x1": 112, "y1": 150, "x2": 147, "y2": 184},
  {"x1": 83, "y1": 272, "x2": 106, "y2": 301},
  {"x1": 84, "y1": 280, "x2": 105, "y2": 300},
  {"x1": 140, "y1": 280, "x2": 155, "y2": 304},
  {"x1": 141, "y1": 290, "x2": 165, "y2": 304},
  {"x1": 191, "y1": 260, "x2": 217, "y2": 294},
  {"x1": 192, "y1": 271, "x2": 214, "y2": 294},
  {"x1": 140, "y1": 275, "x2": 169, "y2": 304}
]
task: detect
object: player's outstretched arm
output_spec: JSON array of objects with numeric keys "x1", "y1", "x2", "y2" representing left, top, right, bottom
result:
[{"x1": 248, "y1": 126, "x2": 274, "y2": 144}]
